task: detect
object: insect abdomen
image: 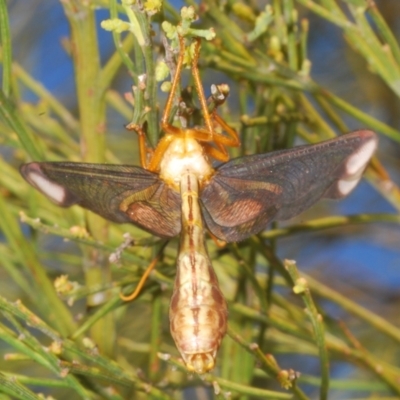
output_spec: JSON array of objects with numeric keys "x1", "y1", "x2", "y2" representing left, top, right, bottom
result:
[{"x1": 169, "y1": 173, "x2": 227, "y2": 373}]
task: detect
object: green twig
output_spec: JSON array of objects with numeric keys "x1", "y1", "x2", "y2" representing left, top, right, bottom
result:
[
  {"x1": 0, "y1": 199, "x2": 76, "y2": 336},
  {"x1": 227, "y1": 326, "x2": 308, "y2": 399},
  {"x1": 304, "y1": 272, "x2": 400, "y2": 344},
  {"x1": 0, "y1": 90, "x2": 43, "y2": 160},
  {"x1": 62, "y1": 1, "x2": 114, "y2": 356},
  {"x1": 285, "y1": 260, "x2": 330, "y2": 400},
  {"x1": 261, "y1": 213, "x2": 400, "y2": 240},
  {"x1": 0, "y1": 372, "x2": 44, "y2": 400},
  {"x1": 12, "y1": 63, "x2": 79, "y2": 133},
  {"x1": 0, "y1": 0, "x2": 12, "y2": 97},
  {"x1": 164, "y1": 353, "x2": 294, "y2": 399},
  {"x1": 368, "y1": 3, "x2": 400, "y2": 65}
]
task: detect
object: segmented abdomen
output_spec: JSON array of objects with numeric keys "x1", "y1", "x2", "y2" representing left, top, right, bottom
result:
[{"x1": 169, "y1": 173, "x2": 228, "y2": 373}]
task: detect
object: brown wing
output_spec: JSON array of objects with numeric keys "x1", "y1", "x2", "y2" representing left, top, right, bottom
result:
[
  {"x1": 20, "y1": 162, "x2": 181, "y2": 238},
  {"x1": 200, "y1": 130, "x2": 377, "y2": 242}
]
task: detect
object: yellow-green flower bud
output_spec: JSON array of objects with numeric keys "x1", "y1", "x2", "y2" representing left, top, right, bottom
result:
[
  {"x1": 162, "y1": 21, "x2": 176, "y2": 39},
  {"x1": 144, "y1": 0, "x2": 162, "y2": 15},
  {"x1": 181, "y1": 6, "x2": 197, "y2": 22},
  {"x1": 155, "y1": 61, "x2": 170, "y2": 82},
  {"x1": 161, "y1": 81, "x2": 172, "y2": 92},
  {"x1": 101, "y1": 19, "x2": 130, "y2": 33},
  {"x1": 232, "y1": 3, "x2": 255, "y2": 23}
]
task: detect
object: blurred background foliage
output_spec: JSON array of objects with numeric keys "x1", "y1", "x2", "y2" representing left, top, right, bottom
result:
[{"x1": 1, "y1": 0, "x2": 400, "y2": 399}]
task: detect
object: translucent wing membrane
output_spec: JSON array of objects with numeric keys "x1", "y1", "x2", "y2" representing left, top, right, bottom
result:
[
  {"x1": 200, "y1": 130, "x2": 377, "y2": 242},
  {"x1": 21, "y1": 131, "x2": 377, "y2": 243},
  {"x1": 20, "y1": 162, "x2": 181, "y2": 238}
]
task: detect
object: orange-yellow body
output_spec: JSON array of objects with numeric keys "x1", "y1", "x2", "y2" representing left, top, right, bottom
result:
[
  {"x1": 168, "y1": 170, "x2": 227, "y2": 373},
  {"x1": 132, "y1": 35, "x2": 239, "y2": 373},
  {"x1": 158, "y1": 125, "x2": 228, "y2": 373}
]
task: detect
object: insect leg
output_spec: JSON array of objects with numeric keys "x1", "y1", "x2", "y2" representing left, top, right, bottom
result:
[
  {"x1": 191, "y1": 38, "x2": 214, "y2": 136},
  {"x1": 119, "y1": 241, "x2": 168, "y2": 302},
  {"x1": 161, "y1": 35, "x2": 185, "y2": 131},
  {"x1": 125, "y1": 122, "x2": 153, "y2": 169}
]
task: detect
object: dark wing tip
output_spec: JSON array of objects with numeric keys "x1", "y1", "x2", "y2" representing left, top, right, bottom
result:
[
  {"x1": 20, "y1": 162, "x2": 39, "y2": 178},
  {"x1": 349, "y1": 129, "x2": 377, "y2": 140}
]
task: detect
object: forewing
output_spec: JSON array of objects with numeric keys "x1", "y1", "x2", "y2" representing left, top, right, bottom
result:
[
  {"x1": 20, "y1": 162, "x2": 181, "y2": 238},
  {"x1": 200, "y1": 130, "x2": 377, "y2": 242}
]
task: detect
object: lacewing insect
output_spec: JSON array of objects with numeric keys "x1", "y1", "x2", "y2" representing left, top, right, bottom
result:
[{"x1": 20, "y1": 34, "x2": 378, "y2": 374}]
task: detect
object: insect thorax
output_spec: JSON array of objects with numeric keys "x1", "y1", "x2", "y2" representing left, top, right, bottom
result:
[{"x1": 159, "y1": 137, "x2": 214, "y2": 189}]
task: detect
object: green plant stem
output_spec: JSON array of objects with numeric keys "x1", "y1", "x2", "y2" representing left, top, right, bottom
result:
[
  {"x1": 0, "y1": 0, "x2": 12, "y2": 97},
  {"x1": 304, "y1": 273, "x2": 400, "y2": 344},
  {"x1": 0, "y1": 246, "x2": 32, "y2": 295},
  {"x1": 214, "y1": 376, "x2": 292, "y2": 399},
  {"x1": 208, "y1": 50, "x2": 400, "y2": 143},
  {"x1": 227, "y1": 326, "x2": 309, "y2": 400},
  {"x1": 70, "y1": 296, "x2": 121, "y2": 340},
  {"x1": 165, "y1": 354, "x2": 294, "y2": 399},
  {"x1": 0, "y1": 372, "x2": 71, "y2": 389},
  {"x1": 201, "y1": 0, "x2": 252, "y2": 60},
  {"x1": 0, "y1": 198, "x2": 76, "y2": 336},
  {"x1": 298, "y1": 373, "x2": 390, "y2": 392},
  {"x1": 368, "y1": 3, "x2": 400, "y2": 65},
  {"x1": 286, "y1": 260, "x2": 329, "y2": 400},
  {"x1": 12, "y1": 63, "x2": 79, "y2": 132},
  {"x1": 261, "y1": 213, "x2": 400, "y2": 240},
  {"x1": 62, "y1": 2, "x2": 115, "y2": 357},
  {"x1": 100, "y1": 33, "x2": 136, "y2": 93},
  {"x1": 232, "y1": 299, "x2": 400, "y2": 394},
  {"x1": 326, "y1": 339, "x2": 400, "y2": 395},
  {"x1": 148, "y1": 293, "x2": 163, "y2": 379},
  {"x1": 296, "y1": 0, "x2": 400, "y2": 97},
  {"x1": 230, "y1": 244, "x2": 268, "y2": 312},
  {"x1": 108, "y1": 0, "x2": 137, "y2": 75},
  {"x1": 105, "y1": 89, "x2": 133, "y2": 120},
  {"x1": 19, "y1": 211, "x2": 157, "y2": 260},
  {"x1": 299, "y1": 94, "x2": 337, "y2": 139},
  {"x1": 314, "y1": 94, "x2": 349, "y2": 133},
  {"x1": 0, "y1": 372, "x2": 45, "y2": 400},
  {"x1": 240, "y1": 249, "x2": 400, "y2": 394},
  {"x1": 0, "y1": 321, "x2": 91, "y2": 399},
  {"x1": 135, "y1": 10, "x2": 159, "y2": 146},
  {"x1": 0, "y1": 294, "x2": 172, "y2": 399},
  {"x1": 0, "y1": 90, "x2": 43, "y2": 160},
  {"x1": 283, "y1": 0, "x2": 298, "y2": 71}
]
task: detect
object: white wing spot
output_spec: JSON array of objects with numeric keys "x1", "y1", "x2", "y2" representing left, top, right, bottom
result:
[
  {"x1": 337, "y1": 178, "x2": 360, "y2": 196},
  {"x1": 337, "y1": 137, "x2": 377, "y2": 196},
  {"x1": 28, "y1": 172, "x2": 66, "y2": 204},
  {"x1": 345, "y1": 139, "x2": 377, "y2": 176}
]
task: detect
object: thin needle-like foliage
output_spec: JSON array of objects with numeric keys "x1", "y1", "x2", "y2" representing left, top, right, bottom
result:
[{"x1": 0, "y1": 0, "x2": 399, "y2": 399}]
